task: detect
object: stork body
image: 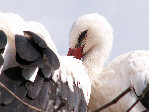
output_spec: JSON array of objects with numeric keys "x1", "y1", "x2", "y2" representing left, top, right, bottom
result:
[{"x1": 68, "y1": 13, "x2": 149, "y2": 112}]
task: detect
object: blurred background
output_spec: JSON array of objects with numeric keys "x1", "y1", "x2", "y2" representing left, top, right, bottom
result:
[{"x1": 1, "y1": 0, "x2": 149, "y2": 62}]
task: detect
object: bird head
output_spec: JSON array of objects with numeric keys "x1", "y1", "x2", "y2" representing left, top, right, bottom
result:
[{"x1": 67, "y1": 13, "x2": 114, "y2": 60}]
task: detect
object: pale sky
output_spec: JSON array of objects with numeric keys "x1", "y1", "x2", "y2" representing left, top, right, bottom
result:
[{"x1": 1, "y1": 1, "x2": 149, "y2": 62}]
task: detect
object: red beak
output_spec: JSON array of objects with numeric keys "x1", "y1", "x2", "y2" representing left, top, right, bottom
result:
[{"x1": 67, "y1": 47, "x2": 84, "y2": 60}]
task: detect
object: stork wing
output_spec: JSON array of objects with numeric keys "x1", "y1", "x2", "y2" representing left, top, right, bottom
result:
[{"x1": 0, "y1": 12, "x2": 91, "y2": 112}]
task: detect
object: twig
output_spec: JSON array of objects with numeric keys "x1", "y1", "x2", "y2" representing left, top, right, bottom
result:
[
  {"x1": 54, "y1": 93, "x2": 67, "y2": 112},
  {"x1": 93, "y1": 86, "x2": 134, "y2": 112},
  {"x1": 0, "y1": 82, "x2": 45, "y2": 112},
  {"x1": 126, "y1": 84, "x2": 149, "y2": 112},
  {"x1": 142, "y1": 109, "x2": 149, "y2": 112}
]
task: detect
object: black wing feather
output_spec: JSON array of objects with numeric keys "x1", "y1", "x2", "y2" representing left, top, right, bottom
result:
[
  {"x1": 44, "y1": 48, "x2": 60, "y2": 70},
  {"x1": 25, "y1": 69, "x2": 44, "y2": 99},
  {"x1": 0, "y1": 30, "x2": 87, "y2": 112},
  {"x1": 0, "y1": 67, "x2": 25, "y2": 105},
  {"x1": 0, "y1": 55, "x2": 4, "y2": 67},
  {"x1": 15, "y1": 35, "x2": 41, "y2": 61},
  {"x1": 35, "y1": 80, "x2": 50, "y2": 109},
  {"x1": 3, "y1": 85, "x2": 27, "y2": 112},
  {"x1": 0, "y1": 30, "x2": 7, "y2": 50},
  {"x1": 24, "y1": 31, "x2": 48, "y2": 49}
]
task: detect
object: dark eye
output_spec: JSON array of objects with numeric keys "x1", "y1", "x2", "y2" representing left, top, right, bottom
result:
[{"x1": 78, "y1": 30, "x2": 88, "y2": 44}]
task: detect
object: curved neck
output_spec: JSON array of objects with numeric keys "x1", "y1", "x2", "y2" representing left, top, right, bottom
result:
[{"x1": 82, "y1": 44, "x2": 112, "y2": 80}]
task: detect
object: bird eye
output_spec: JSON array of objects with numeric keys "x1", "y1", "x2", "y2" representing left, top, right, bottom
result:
[{"x1": 77, "y1": 30, "x2": 88, "y2": 47}]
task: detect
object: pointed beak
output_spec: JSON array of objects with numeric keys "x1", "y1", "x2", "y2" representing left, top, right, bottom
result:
[{"x1": 67, "y1": 47, "x2": 84, "y2": 60}]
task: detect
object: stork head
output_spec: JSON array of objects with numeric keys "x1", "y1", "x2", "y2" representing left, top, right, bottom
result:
[{"x1": 67, "y1": 13, "x2": 113, "y2": 60}]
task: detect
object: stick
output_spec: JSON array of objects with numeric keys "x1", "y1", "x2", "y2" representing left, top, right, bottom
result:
[
  {"x1": 126, "y1": 84, "x2": 149, "y2": 112},
  {"x1": 93, "y1": 86, "x2": 134, "y2": 112},
  {"x1": 54, "y1": 93, "x2": 67, "y2": 112},
  {"x1": 0, "y1": 82, "x2": 45, "y2": 112}
]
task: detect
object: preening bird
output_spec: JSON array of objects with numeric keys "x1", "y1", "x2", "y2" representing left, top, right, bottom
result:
[
  {"x1": 0, "y1": 12, "x2": 91, "y2": 112},
  {"x1": 68, "y1": 13, "x2": 149, "y2": 112}
]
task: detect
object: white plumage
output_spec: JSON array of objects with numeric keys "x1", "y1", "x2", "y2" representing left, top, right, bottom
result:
[{"x1": 68, "y1": 13, "x2": 149, "y2": 112}]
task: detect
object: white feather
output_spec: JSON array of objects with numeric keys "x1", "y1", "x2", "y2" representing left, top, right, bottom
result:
[
  {"x1": 52, "y1": 56, "x2": 91, "y2": 104},
  {"x1": 69, "y1": 13, "x2": 148, "y2": 111}
]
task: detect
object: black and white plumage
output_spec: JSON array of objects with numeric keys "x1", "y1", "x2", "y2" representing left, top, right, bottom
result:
[
  {"x1": 0, "y1": 30, "x2": 7, "y2": 67},
  {"x1": 0, "y1": 12, "x2": 91, "y2": 112}
]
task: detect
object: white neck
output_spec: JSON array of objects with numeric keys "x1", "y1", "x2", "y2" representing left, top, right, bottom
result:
[
  {"x1": 82, "y1": 38, "x2": 113, "y2": 111},
  {"x1": 82, "y1": 43, "x2": 112, "y2": 80}
]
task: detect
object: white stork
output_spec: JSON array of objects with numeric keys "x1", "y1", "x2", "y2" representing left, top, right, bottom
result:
[
  {"x1": 68, "y1": 13, "x2": 149, "y2": 112},
  {"x1": 0, "y1": 12, "x2": 91, "y2": 112}
]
